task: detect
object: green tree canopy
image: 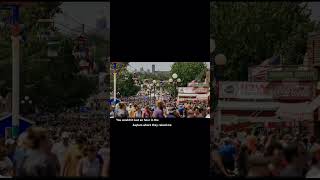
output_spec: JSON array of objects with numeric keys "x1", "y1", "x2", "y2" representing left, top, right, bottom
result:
[
  {"x1": 168, "y1": 62, "x2": 207, "y2": 97},
  {"x1": 211, "y1": 2, "x2": 318, "y2": 80},
  {"x1": 0, "y1": 2, "x2": 99, "y2": 116},
  {"x1": 170, "y1": 62, "x2": 207, "y2": 87}
]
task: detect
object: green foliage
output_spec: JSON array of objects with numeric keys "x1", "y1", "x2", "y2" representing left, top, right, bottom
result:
[
  {"x1": 170, "y1": 62, "x2": 207, "y2": 87},
  {"x1": 110, "y1": 68, "x2": 140, "y2": 97},
  {"x1": 0, "y1": 2, "x2": 99, "y2": 115},
  {"x1": 169, "y1": 62, "x2": 207, "y2": 96},
  {"x1": 137, "y1": 72, "x2": 169, "y2": 82},
  {"x1": 211, "y1": 2, "x2": 318, "y2": 80},
  {"x1": 22, "y1": 38, "x2": 97, "y2": 114}
]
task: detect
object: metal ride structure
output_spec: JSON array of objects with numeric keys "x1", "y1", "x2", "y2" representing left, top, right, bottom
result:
[
  {"x1": 37, "y1": 18, "x2": 60, "y2": 58},
  {"x1": 72, "y1": 25, "x2": 95, "y2": 75}
]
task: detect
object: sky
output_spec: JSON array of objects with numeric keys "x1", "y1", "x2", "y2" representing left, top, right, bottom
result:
[
  {"x1": 53, "y1": 2, "x2": 319, "y2": 33},
  {"x1": 54, "y1": 2, "x2": 110, "y2": 35},
  {"x1": 309, "y1": 2, "x2": 320, "y2": 21},
  {"x1": 128, "y1": 62, "x2": 210, "y2": 72}
]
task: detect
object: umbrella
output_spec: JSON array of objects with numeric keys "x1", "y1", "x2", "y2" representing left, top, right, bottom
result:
[{"x1": 107, "y1": 98, "x2": 120, "y2": 105}]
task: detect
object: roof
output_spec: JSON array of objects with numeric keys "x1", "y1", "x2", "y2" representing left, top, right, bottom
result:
[{"x1": 0, "y1": 114, "x2": 35, "y2": 124}]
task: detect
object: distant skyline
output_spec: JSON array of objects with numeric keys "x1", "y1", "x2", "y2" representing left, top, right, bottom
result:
[{"x1": 128, "y1": 62, "x2": 210, "y2": 72}]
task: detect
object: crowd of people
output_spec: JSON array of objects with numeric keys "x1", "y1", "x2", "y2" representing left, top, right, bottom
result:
[
  {"x1": 110, "y1": 97, "x2": 210, "y2": 118},
  {"x1": 211, "y1": 130, "x2": 320, "y2": 177},
  {"x1": 0, "y1": 116, "x2": 110, "y2": 177}
]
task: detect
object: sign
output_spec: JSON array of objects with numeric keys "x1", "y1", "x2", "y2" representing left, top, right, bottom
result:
[
  {"x1": 219, "y1": 82, "x2": 272, "y2": 99},
  {"x1": 267, "y1": 70, "x2": 318, "y2": 81},
  {"x1": 271, "y1": 82, "x2": 314, "y2": 100},
  {"x1": 187, "y1": 81, "x2": 209, "y2": 88},
  {"x1": 307, "y1": 34, "x2": 320, "y2": 66},
  {"x1": 178, "y1": 87, "x2": 209, "y2": 94},
  {"x1": 194, "y1": 87, "x2": 209, "y2": 94}
]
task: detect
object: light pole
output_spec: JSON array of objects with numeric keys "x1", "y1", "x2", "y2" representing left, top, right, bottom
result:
[
  {"x1": 152, "y1": 80, "x2": 157, "y2": 104},
  {"x1": 140, "y1": 84, "x2": 145, "y2": 107},
  {"x1": 156, "y1": 82, "x2": 160, "y2": 100},
  {"x1": 0, "y1": 4, "x2": 22, "y2": 138},
  {"x1": 211, "y1": 37, "x2": 227, "y2": 139},
  {"x1": 21, "y1": 96, "x2": 32, "y2": 116},
  {"x1": 148, "y1": 84, "x2": 152, "y2": 105},
  {"x1": 159, "y1": 81, "x2": 164, "y2": 101},
  {"x1": 169, "y1": 73, "x2": 181, "y2": 100},
  {"x1": 146, "y1": 88, "x2": 151, "y2": 106}
]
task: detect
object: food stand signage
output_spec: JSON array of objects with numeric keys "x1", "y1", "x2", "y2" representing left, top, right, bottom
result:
[
  {"x1": 267, "y1": 70, "x2": 318, "y2": 81},
  {"x1": 219, "y1": 82, "x2": 272, "y2": 99},
  {"x1": 271, "y1": 82, "x2": 314, "y2": 100}
]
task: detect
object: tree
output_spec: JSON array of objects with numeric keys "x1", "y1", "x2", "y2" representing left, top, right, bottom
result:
[
  {"x1": 170, "y1": 62, "x2": 207, "y2": 87},
  {"x1": 169, "y1": 62, "x2": 207, "y2": 96},
  {"x1": 0, "y1": 2, "x2": 63, "y2": 97},
  {"x1": 110, "y1": 69, "x2": 140, "y2": 97},
  {"x1": 211, "y1": 2, "x2": 318, "y2": 80},
  {"x1": 0, "y1": 2, "x2": 99, "y2": 117},
  {"x1": 23, "y1": 38, "x2": 97, "y2": 118}
]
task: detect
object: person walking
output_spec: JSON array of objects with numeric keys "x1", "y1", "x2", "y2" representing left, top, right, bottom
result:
[
  {"x1": 62, "y1": 136, "x2": 86, "y2": 176},
  {"x1": 279, "y1": 143, "x2": 305, "y2": 177},
  {"x1": 77, "y1": 145, "x2": 102, "y2": 177},
  {"x1": 0, "y1": 143, "x2": 13, "y2": 177},
  {"x1": 142, "y1": 106, "x2": 152, "y2": 118},
  {"x1": 219, "y1": 137, "x2": 236, "y2": 172},
  {"x1": 51, "y1": 132, "x2": 70, "y2": 175},
  {"x1": 19, "y1": 127, "x2": 56, "y2": 176},
  {"x1": 115, "y1": 103, "x2": 129, "y2": 118},
  {"x1": 153, "y1": 101, "x2": 164, "y2": 118},
  {"x1": 306, "y1": 143, "x2": 320, "y2": 178}
]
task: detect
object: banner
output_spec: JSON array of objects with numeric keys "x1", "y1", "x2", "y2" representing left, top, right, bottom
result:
[
  {"x1": 218, "y1": 81, "x2": 272, "y2": 99},
  {"x1": 178, "y1": 87, "x2": 209, "y2": 94},
  {"x1": 270, "y1": 82, "x2": 314, "y2": 100}
]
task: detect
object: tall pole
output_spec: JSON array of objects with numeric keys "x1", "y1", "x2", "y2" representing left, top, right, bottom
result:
[
  {"x1": 160, "y1": 86, "x2": 163, "y2": 101},
  {"x1": 113, "y1": 63, "x2": 116, "y2": 102},
  {"x1": 12, "y1": 35, "x2": 20, "y2": 138},
  {"x1": 149, "y1": 90, "x2": 151, "y2": 105},
  {"x1": 11, "y1": 5, "x2": 21, "y2": 138},
  {"x1": 113, "y1": 72, "x2": 116, "y2": 101},
  {"x1": 82, "y1": 24, "x2": 85, "y2": 33},
  {"x1": 154, "y1": 85, "x2": 155, "y2": 103}
]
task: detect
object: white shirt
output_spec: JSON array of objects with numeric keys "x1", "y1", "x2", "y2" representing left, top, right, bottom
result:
[
  {"x1": 51, "y1": 142, "x2": 69, "y2": 168},
  {"x1": 78, "y1": 157, "x2": 101, "y2": 177},
  {"x1": 206, "y1": 114, "x2": 210, "y2": 118}
]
